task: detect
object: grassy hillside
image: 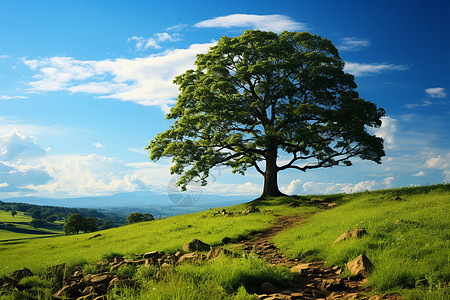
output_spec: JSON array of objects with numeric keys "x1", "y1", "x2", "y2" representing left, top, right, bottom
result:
[
  {"x1": 0, "y1": 210, "x2": 63, "y2": 242},
  {"x1": 274, "y1": 184, "x2": 450, "y2": 299},
  {"x1": 0, "y1": 184, "x2": 448, "y2": 299}
]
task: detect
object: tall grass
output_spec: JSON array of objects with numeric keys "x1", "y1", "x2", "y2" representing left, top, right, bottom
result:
[{"x1": 109, "y1": 255, "x2": 295, "y2": 300}]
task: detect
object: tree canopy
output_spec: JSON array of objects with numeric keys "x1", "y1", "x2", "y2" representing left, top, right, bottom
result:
[
  {"x1": 63, "y1": 214, "x2": 99, "y2": 235},
  {"x1": 125, "y1": 212, "x2": 155, "y2": 224},
  {"x1": 147, "y1": 30, "x2": 385, "y2": 198}
]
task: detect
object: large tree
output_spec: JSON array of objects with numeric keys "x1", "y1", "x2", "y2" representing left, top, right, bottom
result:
[{"x1": 147, "y1": 30, "x2": 385, "y2": 198}]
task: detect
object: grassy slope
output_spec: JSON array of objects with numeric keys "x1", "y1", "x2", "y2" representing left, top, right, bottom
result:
[
  {"x1": 0, "y1": 210, "x2": 63, "y2": 241},
  {"x1": 275, "y1": 184, "x2": 450, "y2": 297},
  {"x1": 0, "y1": 201, "x2": 316, "y2": 276},
  {"x1": 0, "y1": 185, "x2": 448, "y2": 299}
]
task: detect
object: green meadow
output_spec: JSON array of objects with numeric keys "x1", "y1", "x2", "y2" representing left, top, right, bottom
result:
[
  {"x1": 0, "y1": 184, "x2": 449, "y2": 299},
  {"x1": 0, "y1": 210, "x2": 63, "y2": 242}
]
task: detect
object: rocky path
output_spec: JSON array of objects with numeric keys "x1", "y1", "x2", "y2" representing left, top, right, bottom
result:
[{"x1": 237, "y1": 214, "x2": 400, "y2": 300}]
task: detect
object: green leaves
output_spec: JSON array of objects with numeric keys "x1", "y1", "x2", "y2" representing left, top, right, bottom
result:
[{"x1": 147, "y1": 30, "x2": 385, "y2": 195}]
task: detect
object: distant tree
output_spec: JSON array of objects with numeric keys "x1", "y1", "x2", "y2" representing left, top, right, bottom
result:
[
  {"x1": 99, "y1": 219, "x2": 113, "y2": 230},
  {"x1": 147, "y1": 30, "x2": 385, "y2": 198},
  {"x1": 45, "y1": 215, "x2": 58, "y2": 223},
  {"x1": 83, "y1": 217, "x2": 98, "y2": 233},
  {"x1": 30, "y1": 218, "x2": 46, "y2": 229},
  {"x1": 64, "y1": 214, "x2": 85, "y2": 235},
  {"x1": 31, "y1": 210, "x2": 42, "y2": 219},
  {"x1": 11, "y1": 211, "x2": 17, "y2": 218},
  {"x1": 126, "y1": 212, "x2": 154, "y2": 224}
]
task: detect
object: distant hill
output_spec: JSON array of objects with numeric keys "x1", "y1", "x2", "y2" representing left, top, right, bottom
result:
[{"x1": 1, "y1": 191, "x2": 251, "y2": 217}]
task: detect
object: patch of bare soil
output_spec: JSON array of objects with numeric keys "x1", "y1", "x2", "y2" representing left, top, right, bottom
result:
[{"x1": 237, "y1": 215, "x2": 402, "y2": 300}]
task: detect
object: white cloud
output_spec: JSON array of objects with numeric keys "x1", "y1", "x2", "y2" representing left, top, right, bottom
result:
[
  {"x1": 412, "y1": 171, "x2": 426, "y2": 177},
  {"x1": 300, "y1": 177, "x2": 393, "y2": 195},
  {"x1": 405, "y1": 100, "x2": 433, "y2": 109},
  {"x1": 280, "y1": 179, "x2": 302, "y2": 194},
  {"x1": 424, "y1": 153, "x2": 450, "y2": 182},
  {"x1": 425, "y1": 87, "x2": 447, "y2": 98},
  {"x1": 344, "y1": 62, "x2": 408, "y2": 77},
  {"x1": 0, "y1": 96, "x2": 28, "y2": 100},
  {"x1": 0, "y1": 129, "x2": 47, "y2": 161},
  {"x1": 128, "y1": 32, "x2": 181, "y2": 50},
  {"x1": 166, "y1": 24, "x2": 188, "y2": 31},
  {"x1": 194, "y1": 14, "x2": 307, "y2": 32},
  {"x1": 23, "y1": 42, "x2": 215, "y2": 112},
  {"x1": 92, "y1": 142, "x2": 104, "y2": 149},
  {"x1": 372, "y1": 116, "x2": 398, "y2": 149},
  {"x1": 338, "y1": 37, "x2": 370, "y2": 51}
]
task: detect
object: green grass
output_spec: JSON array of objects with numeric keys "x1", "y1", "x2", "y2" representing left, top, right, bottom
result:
[
  {"x1": 0, "y1": 201, "x2": 316, "y2": 276},
  {"x1": 0, "y1": 185, "x2": 448, "y2": 299},
  {"x1": 0, "y1": 210, "x2": 63, "y2": 241},
  {"x1": 274, "y1": 184, "x2": 450, "y2": 297},
  {"x1": 108, "y1": 255, "x2": 296, "y2": 300}
]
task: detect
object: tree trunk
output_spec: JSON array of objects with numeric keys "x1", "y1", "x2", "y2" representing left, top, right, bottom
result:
[{"x1": 259, "y1": 147, "x2": 285, "y2": 199}]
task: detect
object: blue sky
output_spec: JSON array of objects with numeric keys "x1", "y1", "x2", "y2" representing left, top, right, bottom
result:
[{"x1": 0, "y1": 0, "x2": 449, "y2": 202}]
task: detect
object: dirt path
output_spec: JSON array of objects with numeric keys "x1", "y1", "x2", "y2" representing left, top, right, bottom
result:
[{"x1": 237, "y1": 214, "x2": 400, "y2": 300}]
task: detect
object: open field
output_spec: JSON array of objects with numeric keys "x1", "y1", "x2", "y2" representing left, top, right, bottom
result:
[
  {"x1": 0, "y1": 210, "x2": 63, "y2": 242},
  {"x1": 0, "y1": 184, "x2": 449, "y2": 299}
]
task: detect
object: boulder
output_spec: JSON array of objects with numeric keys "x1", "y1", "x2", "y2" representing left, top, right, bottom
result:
[
  {"x1": 333, "y1": 228, "x2": 367, "y2": 244},
  {"x1": 347, "y1": 254, "x2": 374, "y2": 277},
  {"x1": 11, "y1": 267, "x2": 33, "y2": 280},
  {"x1": 242, "y1": 206, "x2": 260, "y2": 215},
  {"x1": 183, "y1": 238, "x2": 211, "y2": 252}
]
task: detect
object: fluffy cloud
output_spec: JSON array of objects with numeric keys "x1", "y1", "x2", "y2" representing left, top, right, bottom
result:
[
  {"x1": 344, "y1": 62, "x2": 408, "y2": 77},
  {"x1": 338, "y1": 37, "x2": 370, "y2": 51},
  {"x1": 280, "y1": 179, "x2": 302, "y2": 194},
  {"x1": 194, "y1": 14, "x2": 307, "y2": 32},
  {"x1": 23, "y1": 42, "x2": 215, "y2": 113},
  {"x1": 371, "y1": 116, "x2": 398, "y2": 148},
  {"x1": 425, "y1": 87, "x2": 447, "y2": 98},
  {"x1": 128, "y1": 32, "x2": 181, "y2": 50},
  {"x1": 92, "y1": 142, "x2": 104, "y2": 149},
  {"x1": 0, "y1": 130, "x2": 47, "y2": 161},
  {"x1": 282, "y1": 177, "x2": 394, "y2": 195}
]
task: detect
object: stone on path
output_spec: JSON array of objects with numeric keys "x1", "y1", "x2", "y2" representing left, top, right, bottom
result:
[{"x1": 347, "y1": 254, "x2": 374, "y2": 277}]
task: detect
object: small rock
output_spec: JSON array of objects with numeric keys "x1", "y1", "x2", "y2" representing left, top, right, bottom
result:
[
  {"x1": 290, "y1": 263, "x2": 313, "y2": 274},
  {"x1": 333, "y1": 228, "x2": 367, "y2": 244},
  {"x1": 183, "y1": 238, "x2": 211, "y2": 252},
  {"x1": 177, "y1": 252, "x2": 205, "y2": 264},
  {"x1": 11, "y1": 267, "x2": 33, "y2": 280},
  {"x1": 143, "y1": 250, "x2": 160, "y2": 260},
  {"x1": 259, "y1": 281, "x2": 279, "y2": 294},
  {"x1": 395, "y1": 219, "x2": 404, "y2": 224},
  {"x1": 347, "y1": 254, "x2": 374, "y2": 277},
  {"x1": 206, "y1": 247, "x2": 231, "y2": 260},
  {"x1": 242, "y1": 206, "x2": 260, "y2": 215},
  {"x1": 392, "y1": 196, "x2": 402, "y2": 201},
  {"x1": 287, "y1": 202, "x2": 298, "y2": 207},
  {"x1": 88, "y1": 233, "x2": 102, "y2": 239},
  {"x1": 328, "y1": 203, "x2": 338, "y2": 208},
  {"x1": 319, "y1": 278, "x2": 345, "y2": 291}
]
